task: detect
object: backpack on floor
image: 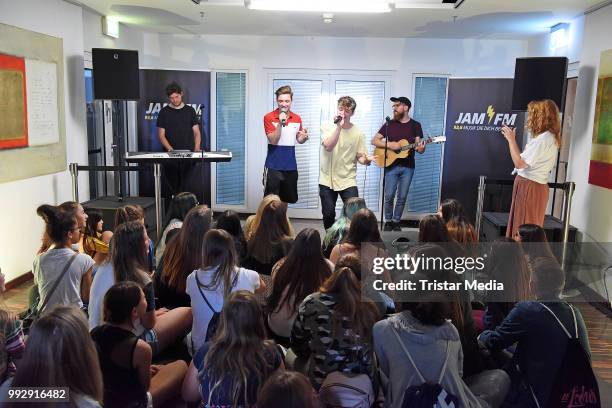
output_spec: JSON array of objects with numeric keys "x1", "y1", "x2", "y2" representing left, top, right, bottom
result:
[
  {"x1": 391, "y1": 326, "x2": 460, "y2": 408},
  {"x1": 195, "y1": 272, "x2": 220, "y2": 342},
  {"x1": 537, "y1": 303, "x2": 600, "y2": 408},
  {"x1": 319, "y1": 371, "x2": 374, "y2": 408}
]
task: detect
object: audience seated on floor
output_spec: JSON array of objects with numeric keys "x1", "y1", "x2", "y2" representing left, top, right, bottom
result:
[
  {"x1": 267, "y1": 228, "x2": 332, "y2": 345},
  {"x1": 1, "y1": 194, "x2": 601, "y2": 408},
  {"x1": 322, "y1": 197, "x2": 366, "y2": 258},
  {"x1": 182, "y1": 291, "x2": 283, "y2": 407},
  {"x1": 186, "y1": 229, "x2": 266, "y2": 354},
  {"x1": 290, "y1": 264, "x2": 380, "y2": 391},
  {"x1": 90, "y1": 220, "x2": 192, "y2": 355},
  {"x1": 215, "y1": 209, "x2": 249, "y2": 263},
  {"x1": 92, "y1": 281, "x2": 187, "y2": 408},
  {"x1": 155, "y1": 192, "x2": 199, "y2": 267},
  {"x1": 7, "y1": 306, "x2": 103, "y2": 408},
  {"x1": 243, "y1": 194, "x2": 294, "y2": 276},
  {"x1": 479, "y1": 256, "x2": 594, "y2": 408},
  {"x1": 154, "y1": 205, "x2": 212, "y2": 309},
  {"x1": 33, "y1": 204, "x2": 94, "y2": 315}
]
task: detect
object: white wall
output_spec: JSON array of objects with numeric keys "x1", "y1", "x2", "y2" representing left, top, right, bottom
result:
[
  {"x1": 0, "y1": 0, "x2": 88, "y2": 282},
  {"x1": 526, "y1": 15, "x2": 584, "y2": 76},
  {"x1": 140, "y1": 33, "x2": 526, "y2": 215},
  {"x1": 82, "y1": 8, "x2": 145, "y2": 66},
  {"x1": 566, "y1": 4, "x2": 612, "y2": 243}
]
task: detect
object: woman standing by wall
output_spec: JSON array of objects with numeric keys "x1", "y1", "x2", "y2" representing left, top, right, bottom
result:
[{"x1": 502, "y1": 99, "x2": 561, "y2": 239}]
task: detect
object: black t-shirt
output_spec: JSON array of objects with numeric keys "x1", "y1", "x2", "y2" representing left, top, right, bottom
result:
[
  {"x1": 156, "y1": 104, "x2": 199, "y2": 150},
  {"x1": 377, "y1": 119, "x2": 423, "y2": 168},
  {"x1": 91, "y1": 325, "x2": 148, "y2": 408}
]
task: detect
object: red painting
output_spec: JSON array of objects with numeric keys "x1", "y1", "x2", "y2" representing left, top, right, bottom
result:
[{"x1": 0, "y1": 53, "x2": 28, "y2": 149}]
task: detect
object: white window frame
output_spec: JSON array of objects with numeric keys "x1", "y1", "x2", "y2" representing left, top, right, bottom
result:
[{"x1": 211, "y1": 69, "x2": 249, "y2": 212}]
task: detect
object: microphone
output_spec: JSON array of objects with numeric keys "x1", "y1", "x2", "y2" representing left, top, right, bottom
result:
[
  {"x1": 334, "y1": 115, "x2": 342, "y2": 125},
  {"x1": 280, "y1": 108, "x2": 288, "y2": 127},
  {"x1": 385, "y1": 116, "x2": 391, "y2": 123}
]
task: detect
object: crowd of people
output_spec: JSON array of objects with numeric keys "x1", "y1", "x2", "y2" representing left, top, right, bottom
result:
[{"x1": 0, "y1": 193, "x2": 598, "y2": 408}]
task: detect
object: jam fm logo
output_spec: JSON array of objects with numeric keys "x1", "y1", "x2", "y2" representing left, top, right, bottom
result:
[
  {"x1": 143, "y1": 103, "x2": 204, "y2": 120},
  {"x1": 453, "y1": 105, "x2": 517, "y2": 132}
]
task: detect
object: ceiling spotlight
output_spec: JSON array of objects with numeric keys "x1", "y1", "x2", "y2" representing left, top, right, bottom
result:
[
  {"x1": 323, "y1": 13, "x2": 334, "y2": 23},
  {"x1": 246, "y1": 0, "x2": 391, "y2": 13}
]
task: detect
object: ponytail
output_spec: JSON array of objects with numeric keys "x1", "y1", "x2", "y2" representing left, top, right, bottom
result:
[{"x1": 37, "y1": 204, "x2": 75, "y2": 246}]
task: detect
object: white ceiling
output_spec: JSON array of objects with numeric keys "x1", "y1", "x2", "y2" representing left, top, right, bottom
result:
[{"x1": 72, "y1": 0, "x2": 606, "y2": 39}]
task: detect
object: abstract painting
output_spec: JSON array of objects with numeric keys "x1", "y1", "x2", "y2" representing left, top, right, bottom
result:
[{"x1": 589, "y1": 49, "x2": 612, "y2": 189}]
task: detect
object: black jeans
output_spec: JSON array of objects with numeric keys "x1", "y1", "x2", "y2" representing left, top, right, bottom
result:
[{"x1": 319, "y1": 184, "x2": 359, "y2": 230}]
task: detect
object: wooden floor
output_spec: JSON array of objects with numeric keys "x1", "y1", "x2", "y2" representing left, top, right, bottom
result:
[{"x1": 2, "y1": 280, "x2": 611, "y2": 405}]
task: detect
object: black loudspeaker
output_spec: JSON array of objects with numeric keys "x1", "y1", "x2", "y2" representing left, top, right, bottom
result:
[
  {"x1": 92, "y1": 48, "x2": 140, "y2": 100},
  {"x1": 512, "y1": 57, "x2": 568, "y2": 111}
]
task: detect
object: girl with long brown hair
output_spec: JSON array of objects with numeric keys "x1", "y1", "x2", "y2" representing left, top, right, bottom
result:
[
  {"x1": 154, "y1": 205, "x2": 213, "y2": 308},
  {"x1": 438, "y1": 198, "x2": 478, "y2": 247},
  {"x1": 502, "y1": 99, "x2": 561, "y2": 238},
  {"x1": 267, "y1": 228, "x2": 332, "y2": 343},
  {"x1": 8, "y1": 306, "x2": 103, "y2": 408},
  {"x1": 329, "y1": 208, "x2": 382, "y2": 264},
  {"x1": 291, "y1": 265, "x2": 380, "y2": 389},
  {"x1": 182, "y1": 291, "x2": 283, "y2": 407},
  {"x1": 89, "y1": 220, "x2": 192, "y2": 356},
  {"x1": 186, "y1": 229, "x2": 266, "y2": 353},
  {"x1": 243, "y1": 195, "x2": 294, "y2": 275}
]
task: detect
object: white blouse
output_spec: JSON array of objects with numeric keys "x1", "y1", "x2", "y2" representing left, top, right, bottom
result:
[{"x1": 513, "y1": 131, "x2": 558, "y2": 184}]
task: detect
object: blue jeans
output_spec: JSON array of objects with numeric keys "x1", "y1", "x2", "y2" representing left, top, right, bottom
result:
[{"x1": 384, "y1": 166, "x2": 414, "y2": 222}]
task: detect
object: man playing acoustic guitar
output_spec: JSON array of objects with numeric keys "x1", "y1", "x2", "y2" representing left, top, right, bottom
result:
[{"x1": 371, "y1": 96, "x2": 425, "y2": 231}]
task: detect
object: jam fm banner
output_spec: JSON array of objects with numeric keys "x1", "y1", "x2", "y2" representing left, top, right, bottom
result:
[
  {"x1": 137, "y1": 69, "x2": 211, "y2": 202},
  {"x1": 441, "y1": 78, "x2": 525, "y2": 222}
]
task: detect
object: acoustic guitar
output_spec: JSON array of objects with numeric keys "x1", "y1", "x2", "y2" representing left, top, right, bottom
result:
[{"x1": 373, "y1": 136, "x2": 446, "y2": 168}]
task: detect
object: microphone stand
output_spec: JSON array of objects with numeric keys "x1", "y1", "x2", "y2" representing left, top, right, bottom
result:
[{"x1": 379, "y1": 118, "x2": 390, "y2": 230}]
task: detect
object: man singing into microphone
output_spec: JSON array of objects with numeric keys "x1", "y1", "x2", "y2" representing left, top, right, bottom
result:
[
  {"x1": 371, "y1": 97, "x2": 425, "y2": 231},
  {"x1": 319, "y1": 96, "x2": 374, "y2": 229},
  {"x1": 263, "y1": 85, "x2": 309, "y2": 203}
]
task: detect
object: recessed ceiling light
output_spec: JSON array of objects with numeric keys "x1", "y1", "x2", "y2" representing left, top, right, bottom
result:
[{"x1": 246, "y1": 0, "x2": 391, "y2": 13}]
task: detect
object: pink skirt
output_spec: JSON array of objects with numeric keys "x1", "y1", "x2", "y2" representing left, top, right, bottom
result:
[{"x1": 506, "y1": 175, "x2": 549, "y2": 238}]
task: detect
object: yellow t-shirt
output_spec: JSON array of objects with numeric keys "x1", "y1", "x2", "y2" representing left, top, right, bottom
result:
[{"x1": 319, "y1": 122, "x2": 368, "y2": 191}]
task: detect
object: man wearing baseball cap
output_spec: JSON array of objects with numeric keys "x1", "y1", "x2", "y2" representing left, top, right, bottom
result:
[{"x1": 371, "y1": 97, "x2": 425, "y2": 231}]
